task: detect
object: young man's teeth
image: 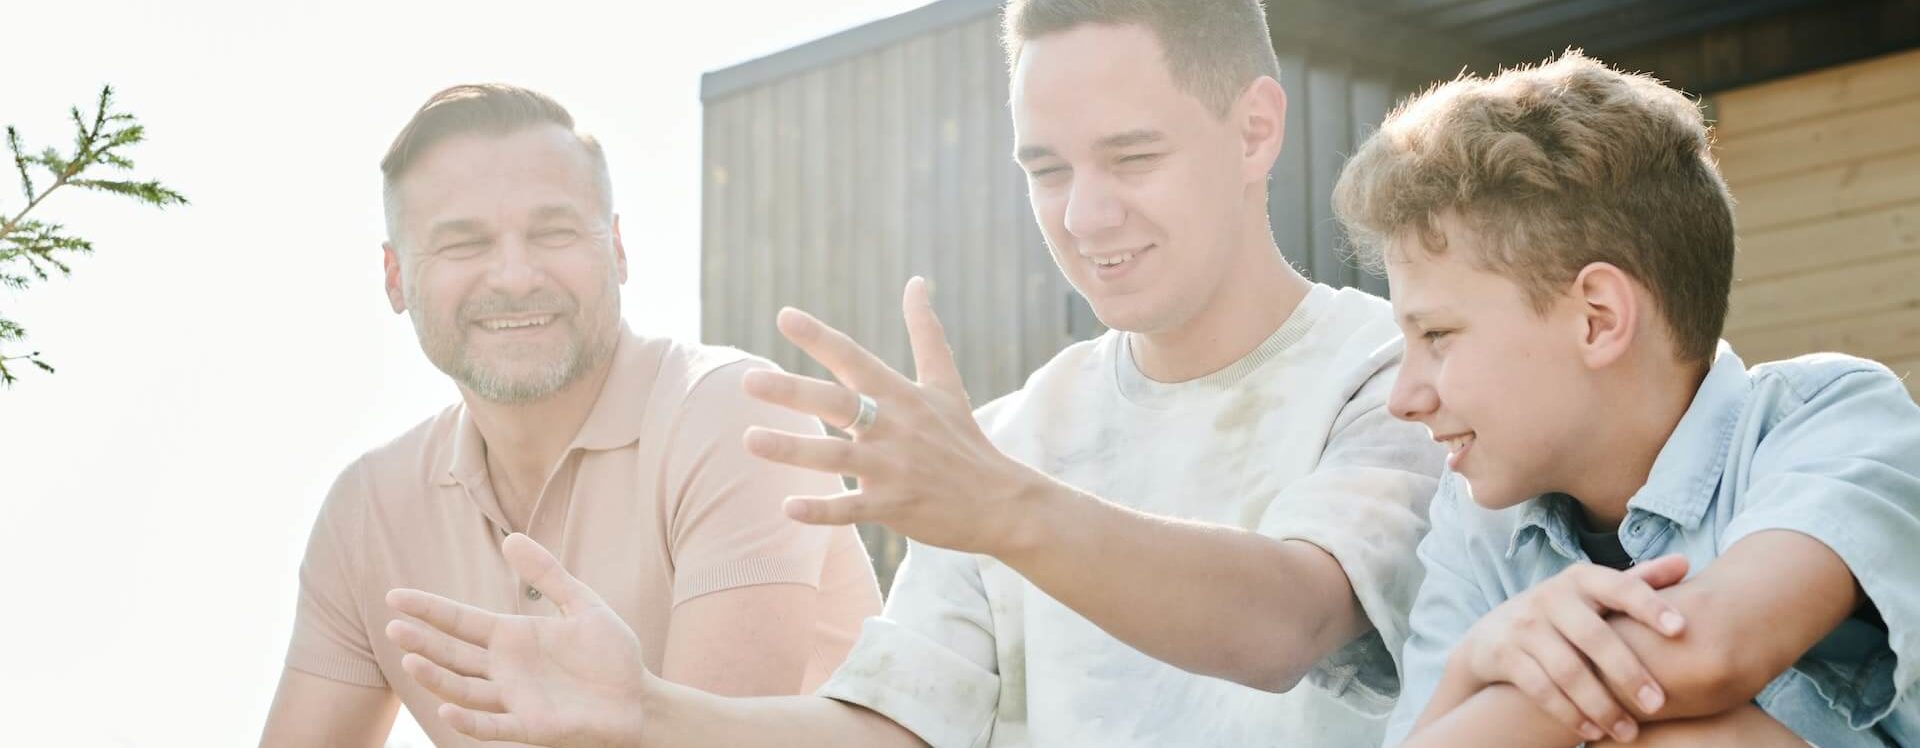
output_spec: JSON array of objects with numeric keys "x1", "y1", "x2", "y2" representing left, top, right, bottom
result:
[{"x1": 1095, "y1": 253, "x2": 1132, "y2": 267}]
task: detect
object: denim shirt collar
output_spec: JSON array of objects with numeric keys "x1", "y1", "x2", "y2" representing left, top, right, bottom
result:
[{"x1": 1508, "y1": 342, "x2": 1751, "y2": 560}]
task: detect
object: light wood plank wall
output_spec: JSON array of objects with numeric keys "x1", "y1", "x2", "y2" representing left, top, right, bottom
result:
[{"x1": 1714, "y1": 48, "x2": 1920, "y2": 400}]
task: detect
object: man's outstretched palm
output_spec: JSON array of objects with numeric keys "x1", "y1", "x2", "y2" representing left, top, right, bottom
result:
[{"x1": 385, "y1": 533, "x2": 652, "y2": 747}]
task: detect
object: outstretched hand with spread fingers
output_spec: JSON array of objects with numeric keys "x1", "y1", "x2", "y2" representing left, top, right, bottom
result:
[
  {"x1": 740, "y1": 276, "x2": 1057, "y2": 555},
  {"x1": 384, "y1": 533, "x2": 654, "y2": 748}
]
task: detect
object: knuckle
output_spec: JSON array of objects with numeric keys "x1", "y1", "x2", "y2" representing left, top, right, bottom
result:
[
  {"x1": 1566, "y1": 616, "x2": 1611, "y2": 648},
  {"x1": 1517, "y1": 673, "x2": 1553, "y2": 702},
  {"x1": 1512, "y1": 609, "x2": 1543, "y2": 631},
  {"x1": 1606, "y1": 573, "x2": 1645, "y2": 598},
  {"x1": 1547, "y1": 657, "x2": 1586, "y2": 684}
]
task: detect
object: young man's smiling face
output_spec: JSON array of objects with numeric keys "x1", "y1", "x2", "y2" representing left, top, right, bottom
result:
[
  {"x1": 1384, "y1": 211, "x2": 1596, "y2": 511},
  {"x1": 1009, "y1": 22, "x2": 1261, "y2": 335}
]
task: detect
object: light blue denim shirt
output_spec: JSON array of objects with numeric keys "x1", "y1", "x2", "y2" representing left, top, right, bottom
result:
[{"x1": 1386, "y1": 345, "x2": 1920, "y2": 747}]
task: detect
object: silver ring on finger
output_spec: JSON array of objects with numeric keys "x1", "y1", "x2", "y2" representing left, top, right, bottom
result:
[{"x1": 843, "y1": 393, "x2": 879, "y2": 435}]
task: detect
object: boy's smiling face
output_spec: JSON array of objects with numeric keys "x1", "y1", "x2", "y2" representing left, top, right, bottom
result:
[{"x1": 1384, "y1": 211, "x2": 1597, "y2": 511}]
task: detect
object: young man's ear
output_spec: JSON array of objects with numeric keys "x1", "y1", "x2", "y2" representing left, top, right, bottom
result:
[
  {"x1": 1570, "y1": 262, "x2": 1639, "y2": 369},
  {"x1": 1236, "y1": 76, "x2": 1287, "y2": 183},
  {"x1": 383, "y1": 242, "x2": 407, "y2": 314}
]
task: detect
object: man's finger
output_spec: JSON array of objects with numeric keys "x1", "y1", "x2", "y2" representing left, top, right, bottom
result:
[
  {"x1": 776, "y1": 307, "x2": 907, "y2": 396},
  {"x1": 385, "y1": 617, "x2": 490, "y2": 678},
  {"x1": 401, "y1": 652, "x2": 505, "y2": 712},
  {"x1": 744, "y1": 427, "x2": 879, "y2": 477},
  {"x1": 502, "y1": 533, "x2": 602, "y2": 617},
  {"x1": 742, "y1": 368, "x2": 863, "y2": 430},
  {"x1": 386, "y1": 588, "x2": 498, "y2": 647},
  {"x1": 902, "y1": 277, "x2": 965, "y2": 396},
  {"x1": 440, "y1": 702, "x2": 528, "y2": 744},
  {"x1": 784, "y1": 490, "x2": 873, "y2": 527},
  {"x1": 1551, "y1": 603, "x2": 1665, "y2": 716}
]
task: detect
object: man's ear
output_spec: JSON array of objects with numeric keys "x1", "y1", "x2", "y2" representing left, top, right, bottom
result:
[
  {"x1": 383, "y1": 242, "x2": 407, "y2": 314},
  {"x1": 1236, "y1": 76, "x2": 1287, "y2": 184},
  {"x1": 1570, "y1": 262, "x2": 1639, "y2": 369},
  {"x1": 611, "y1": 214, "x2": 628, "y2": 284}
]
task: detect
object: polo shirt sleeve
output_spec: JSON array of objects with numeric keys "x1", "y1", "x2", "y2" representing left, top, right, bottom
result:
[
  {"x1": 1255, "y1": 358, "x2": 1445, "y2": 717},
  {"x1": 285, "y1": 459, "x2": 387, "y2": 688},
  {"x1": 1722, "y1": 361, "x2": 1920, "y2": 733},
  {"x1": 816, "y1": 540, "x2": 1001, "y2": 748},
  {"x1": 662, "y1": 359, "x2": 850, "y2": 605}
]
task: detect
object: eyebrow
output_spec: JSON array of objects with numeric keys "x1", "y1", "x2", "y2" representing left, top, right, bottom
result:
[
  {"x1": 1096, "y1": 128, "x2": 1166, "y2": 150},
  {"x1": 528, "y1": 204, "x2": 585, "y2": 223},
  {"x1": 1014, "y1": 128, "x2": 1168, "y2": 163},
  {"x1": 1399, "y1": 309, "x2": 1439, "y2": 327}
]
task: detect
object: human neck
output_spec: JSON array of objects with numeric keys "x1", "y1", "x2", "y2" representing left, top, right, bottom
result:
[
  {"x1": 1129, "y1": 235, "x2": 1309, "y2": 383},
  {"x1": 464, "y1": 356, "x2": 615, "y2": 530},
  {"x1": 1562, "y1": 354, "x2": 1709, "y2": 531}
]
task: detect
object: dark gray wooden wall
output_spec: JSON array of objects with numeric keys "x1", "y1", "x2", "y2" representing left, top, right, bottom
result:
[{"x1": 703, "y1": 13, "x2": 1059, "y2": 407}]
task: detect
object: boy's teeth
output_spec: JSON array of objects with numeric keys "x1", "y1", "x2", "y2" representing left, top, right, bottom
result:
[{"x1": 1095, "y1": 253, "x2": 1133, "y2": 267}]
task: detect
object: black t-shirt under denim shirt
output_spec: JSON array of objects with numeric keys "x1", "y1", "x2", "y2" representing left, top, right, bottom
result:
[{"x1": 1576, "y1": 522, "x2": 1636, "y2": 571}]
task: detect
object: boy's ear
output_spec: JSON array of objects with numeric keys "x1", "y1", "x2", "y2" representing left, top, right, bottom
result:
[{"x1": 1570, "y1": 262, "x2": 1638, "y2": 369}]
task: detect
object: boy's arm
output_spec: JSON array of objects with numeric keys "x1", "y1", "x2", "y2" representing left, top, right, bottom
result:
[
  {"x1": 1410, "y1": 362, "x2": 1920, "y2": 746},
  {"x1": 1401, "y1": 528, "x2": 1856, "y2": 748},
  {"x1": 1383, "y1": 475, "x2": 1495, "y2": 745},
  {"x1": 1406, "y1": 685, "x2": 1810, "y2": 748},
  {"x1": 1595, "y1": 703, "x2": 1810, "y2": 748},
  {"x1": 1599, "y1": 530, "x2": 1856, "y2": 719}
]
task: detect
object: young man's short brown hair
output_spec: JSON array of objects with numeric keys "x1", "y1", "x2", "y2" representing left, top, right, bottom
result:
[
  {"x1": 1334, "y1": 51, "x2": 1735, "y2": 363},
  {"x1": 1001, "y1": 0, "x2": 1282, "y2": 117},
  {"x1": 380, "y1": 83, "x2": 613, "y2": 238}
]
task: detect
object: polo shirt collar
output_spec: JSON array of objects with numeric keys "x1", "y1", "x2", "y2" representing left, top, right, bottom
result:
[{"x1": 433, "y1": 323, "x2": 657, "y2": 487}]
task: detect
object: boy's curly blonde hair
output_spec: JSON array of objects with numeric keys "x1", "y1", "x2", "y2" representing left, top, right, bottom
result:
[{"x1": 1335, "y1": 51, "x2": 1734, "y2": 363}]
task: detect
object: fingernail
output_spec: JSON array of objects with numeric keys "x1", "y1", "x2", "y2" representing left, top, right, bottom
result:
[
  {"x1": 1613, "y1": 720, "x2": 1637, "y2": 741},
  {"x1": 1581, "y1": 722, "x2": 1605, "y2": 741},
  {"x1": 1661, "y1": 611, "x2": 1685, "y2": 635},
  {"x1": 1638, "y1": 684, "x2": 1664, "y2": 712}
]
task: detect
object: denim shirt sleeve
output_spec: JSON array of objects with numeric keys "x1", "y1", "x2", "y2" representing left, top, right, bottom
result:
[
  {"x1": 1722, "y1": 360, "x2": 1920, "y2": 731},
  {"x1": 1383, "y1": 473, "x2": 1498, "y2": 746}
]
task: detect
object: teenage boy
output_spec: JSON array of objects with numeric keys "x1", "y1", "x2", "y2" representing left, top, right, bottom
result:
[{"x1": 1334, "y1": 52, "x2": 1920, "y2": 747}]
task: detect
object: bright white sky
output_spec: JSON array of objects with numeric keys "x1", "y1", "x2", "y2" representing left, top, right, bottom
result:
[{"x1": 0, "y1": 1, "x2": 931, "y2": 744}]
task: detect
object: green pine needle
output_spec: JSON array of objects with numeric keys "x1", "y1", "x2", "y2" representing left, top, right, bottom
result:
[{"x1": 0, "y1": 83, "x2": 185, "y2": 387}]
